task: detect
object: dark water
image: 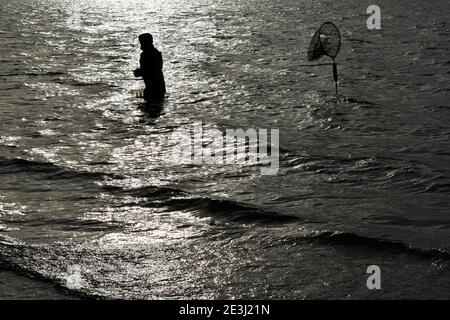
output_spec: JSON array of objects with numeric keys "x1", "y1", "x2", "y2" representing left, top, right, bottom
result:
[{"x1": 1, "y1": 0, "x2": 450, "y2": 299}]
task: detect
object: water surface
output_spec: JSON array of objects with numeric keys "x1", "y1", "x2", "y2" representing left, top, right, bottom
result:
[{"x1": 0, "y1": 0, "x2": 450, "y2": 298}]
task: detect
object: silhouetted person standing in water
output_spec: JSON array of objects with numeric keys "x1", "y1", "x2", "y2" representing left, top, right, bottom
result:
[{"x1": 134, "y1": 33, "x2": 166, "y2": 101}]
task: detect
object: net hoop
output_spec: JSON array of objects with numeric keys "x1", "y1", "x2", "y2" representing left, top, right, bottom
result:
[
  {"x1": 307, "y1": 21, "x2": 341, "y2": 62},
  {"x1": 319, "y1": 22, "x2": 341, "y2": 60}
]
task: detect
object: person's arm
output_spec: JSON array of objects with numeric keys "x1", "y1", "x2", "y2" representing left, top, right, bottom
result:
[
  {"x1": 133, "y1": 68, "x2": 142, "y2": 77},
  {"x1": 134, "y1": 52, "x2": 145, "y2": 77}
]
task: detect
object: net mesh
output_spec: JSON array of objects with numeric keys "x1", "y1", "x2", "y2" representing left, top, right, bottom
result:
[{"x1": 307, "y1": 22, "x2": 341, "y2": 61}]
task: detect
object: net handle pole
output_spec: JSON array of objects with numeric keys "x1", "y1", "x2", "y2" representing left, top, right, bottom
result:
[{"x1": 332, "y1": 58, "x2": 338, "y2": 97}]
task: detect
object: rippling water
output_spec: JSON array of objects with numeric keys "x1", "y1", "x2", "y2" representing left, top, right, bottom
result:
[{"x1": 1, "y1": 0, "x2": 450, "y2": 299}]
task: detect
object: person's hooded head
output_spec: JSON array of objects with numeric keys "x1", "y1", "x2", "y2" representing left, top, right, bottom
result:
[{"x1": 139, "y1": 33, "x2": 154, "y2": 51}]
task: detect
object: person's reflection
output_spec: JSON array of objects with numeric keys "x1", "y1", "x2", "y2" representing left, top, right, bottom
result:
[{"x1": 137, "y1": 101, "x2": 164, "y2": 119}]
